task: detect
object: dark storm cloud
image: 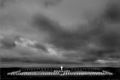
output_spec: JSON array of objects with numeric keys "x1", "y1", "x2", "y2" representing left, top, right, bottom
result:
[
  {"x1": 31, "y1": 14, "x2": 62, "y2": 34},
  {"x1": 49, "y1": 31, "x2": 89, "y2": 50},
  {"x1": 31, "y1": 14, "x2": 93, "y2": 50},
  {"x1": 99, "y1": 32, "x2": 120, "y2": 49},
  {"x1": 0, "y1": 36, "x2": 17, "y2": 49},
  {"x1": 103, "y1": 3, "x2": 120, "y2": 22},
  {"x1": 32, "y1": 5, "x2": 120, "y2": 61},
  {"x1": 31, "y1": 11, "x2": 120, "y2": 51}
]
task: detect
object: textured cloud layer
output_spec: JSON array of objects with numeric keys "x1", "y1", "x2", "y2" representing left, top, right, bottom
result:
[{"x1": 0, "y1": 0, "x2": 120, "y2": 65}]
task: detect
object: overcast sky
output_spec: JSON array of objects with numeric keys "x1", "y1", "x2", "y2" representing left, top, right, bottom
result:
[{"x1": 1, "y1": 0, "x2": 120, "y2": 65}]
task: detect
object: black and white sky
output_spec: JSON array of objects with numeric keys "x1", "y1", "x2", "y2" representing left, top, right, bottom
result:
[{"x1": 0, "y1": 0, "x2": 120, "y2": 66}]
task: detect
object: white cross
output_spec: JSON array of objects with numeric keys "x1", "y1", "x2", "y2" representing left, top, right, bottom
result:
[{"x1": 60, "y1": 66, "x2": 63, "y2": 71}]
